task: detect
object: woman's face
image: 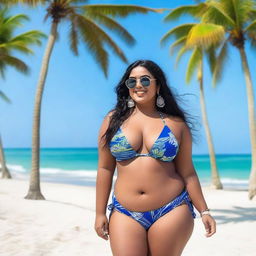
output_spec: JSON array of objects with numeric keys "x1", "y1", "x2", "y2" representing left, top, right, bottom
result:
[{"x1": 127, "y1": 66, "x2": 159, "y2": 106}]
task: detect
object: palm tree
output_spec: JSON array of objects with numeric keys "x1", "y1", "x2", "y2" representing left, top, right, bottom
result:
[
  {"x1": 0, "y1": 7, "x2": 45, "y2": 179},
  {"x1": 4, "y1": 0, "x2": 163, "y2": 200},
  {"x1": 161, "y1": 22, "x2": 224, "y2": 189},
  {"x1": 0, "y1": 93, "x2": 11, "y2": 179},
  {"x1": 163, "y1": 0, "x2": 256, "y2": 199}
]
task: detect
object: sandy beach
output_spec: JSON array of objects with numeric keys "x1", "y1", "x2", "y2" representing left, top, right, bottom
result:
[{"x1": 0, "y1": 178, "x2": 256, "y2": 256}]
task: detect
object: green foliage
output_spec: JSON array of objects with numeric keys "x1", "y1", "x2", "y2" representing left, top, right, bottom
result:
[
  {"x1": 162, "y1": 0, "x2": 256, "y2": 86},
  {"x1": 0, "y1": 8, "x2": 45, "y2": 79}
]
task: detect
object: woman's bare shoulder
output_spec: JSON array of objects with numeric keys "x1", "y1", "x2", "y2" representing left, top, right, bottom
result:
[
  {"x1": 161, "y1": 112, "x2": 185, "y2": 126},
  {"x1": 101, "y1": 110, "x2": 115, "y2": 123},
  {"x1": 105, "y1": 109, "x2": 115, "y2": 118},
  {"x1": 99, "y1": 110, "x2": 115, "y2": 135}
]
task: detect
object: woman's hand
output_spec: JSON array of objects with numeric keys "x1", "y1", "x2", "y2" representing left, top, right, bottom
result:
[
  {"x1": 95, "y1": 213, "x2": 109, "y2": 240},
  {"x1": 201, "y1": 214, "x2": 216, "y2": 237}
]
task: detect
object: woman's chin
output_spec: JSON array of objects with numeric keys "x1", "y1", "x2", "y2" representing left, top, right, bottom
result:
[
  {"x1": 131, "y1": 94, "x2": 155, "y2": 105},
  {"x1": 133, "y1": 98, "x2": 151, "y2": 105}
]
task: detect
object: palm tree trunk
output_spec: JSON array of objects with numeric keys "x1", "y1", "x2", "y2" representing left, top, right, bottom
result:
[
  {"x1": 198, "y1": 60, "x2": 223, "y2": 189},
  {"x1": 238, "y1": 47, "x2": 256, "y2": 200},
  {"x1": 0, "y1": 134, "x2": 12, "y2": 179},
  {"x1": 24, "y1": 22, "x2": 58, "y2": 200}
]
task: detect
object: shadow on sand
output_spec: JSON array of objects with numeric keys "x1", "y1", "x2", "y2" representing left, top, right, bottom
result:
[{"x1": 212, "y1": 206, "x2": 256, "y2": 224}]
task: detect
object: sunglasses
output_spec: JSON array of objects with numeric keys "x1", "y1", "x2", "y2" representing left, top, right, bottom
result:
[{"x1": 125, "y1": 76, "x2": 157, "y2": 89}]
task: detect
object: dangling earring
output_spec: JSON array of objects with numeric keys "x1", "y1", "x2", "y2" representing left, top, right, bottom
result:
[
  {"x1": 156, "y1": 93, "x2": 165, "y2": 108},
  {"x1": 127, "y1": 96, "x2": 135, "y2": 108}
]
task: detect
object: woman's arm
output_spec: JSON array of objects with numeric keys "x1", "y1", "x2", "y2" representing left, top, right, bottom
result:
[
  {"x1": 95, "y1": 113, "x2": 116, "y2": 240},
  {"x1": 174, "y1": 122, "x2": 216, "y2": 237}
]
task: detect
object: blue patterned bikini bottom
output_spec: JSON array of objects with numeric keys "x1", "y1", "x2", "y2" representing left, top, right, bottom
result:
[{"x1": 107, "y1": 189, "x2": 196, "y2": 230}]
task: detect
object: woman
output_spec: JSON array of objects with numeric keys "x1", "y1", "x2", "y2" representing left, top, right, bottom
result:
[{"x1": 95, "y1": 60, "x2": 216, "y2": 256}]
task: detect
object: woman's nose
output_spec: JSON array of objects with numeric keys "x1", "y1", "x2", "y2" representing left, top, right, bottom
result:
[{"x1": 135, "y1": 79, "x2": 143, "y2": 88}]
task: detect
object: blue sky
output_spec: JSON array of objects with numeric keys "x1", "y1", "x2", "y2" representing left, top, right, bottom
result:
[{"x1": 0, "y1": 0, "x2": 255, "y2": 154}]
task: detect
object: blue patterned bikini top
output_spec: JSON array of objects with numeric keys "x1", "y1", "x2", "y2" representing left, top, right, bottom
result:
[{"x1": 109, "y1": 112, "x2": 179, "y2": 162}]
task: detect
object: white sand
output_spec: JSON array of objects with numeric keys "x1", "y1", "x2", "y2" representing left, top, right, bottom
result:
[{"x1": 0, "y1": 179, "x2": 255, "y2": 256}]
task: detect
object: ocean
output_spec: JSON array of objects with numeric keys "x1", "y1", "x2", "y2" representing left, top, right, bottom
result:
[{"x1": 3, "y1": 148, "x2": 251, "y2": 189}]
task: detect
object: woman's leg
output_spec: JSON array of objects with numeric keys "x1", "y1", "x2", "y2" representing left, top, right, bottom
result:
[
  {"x1": 109, "y1": 209, "x2": 149, "y2": 256},
  {"x1": 147, "y1": 204, "x2": 194, "y2": 256}
]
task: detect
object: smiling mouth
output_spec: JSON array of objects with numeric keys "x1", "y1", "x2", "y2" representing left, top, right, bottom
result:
[
  {"x1": 135, "y1": 91, "x2": 146, "y2": 96},
  {"x1": 135, "y1": 90, "x2": 146, "y2": 93}
]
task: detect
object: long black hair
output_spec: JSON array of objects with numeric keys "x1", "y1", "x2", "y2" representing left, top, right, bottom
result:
[{"x1": 102, "y1": 59, "x2": 199, "y2": 147}]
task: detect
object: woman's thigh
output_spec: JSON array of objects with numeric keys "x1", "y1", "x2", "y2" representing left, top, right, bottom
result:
[
  {"x1": 147, "y1": 204, "x2": 194, "y2": 256},
  {"x1": 109, "y1": 209, "x2": 149, "y2": 256}
]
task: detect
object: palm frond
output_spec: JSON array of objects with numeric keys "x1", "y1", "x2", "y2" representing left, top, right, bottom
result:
[
  {"x1": 222, "y1": 0, "x2": 255, "y2": 27},
  {"x1": 0, "y1": 0, "x2": 46, "y2": 6},
  {"x1": 83, "y1": 11, "x2": 135, "y2": 45},
  {"x1": 82, "y1": 4, "x2": 163, "y2": 17},
  {"x1": 4, "y1": 14, "x2": 29, "y2": 27},
  {"x1": 10, "y1": 30, "x2": 46, "y2": 46},
  {"x1": 247, "y1": 30, "x2": 256, "y2": 51},
  {"x1": 0, "y1": 9, "x2": 45, "y2": 79},
  {"x1": 43, "y1": 11, "x2": 50, "y2": 23},
  {"x1": 244, "y1": 19, "x2": 256, "y2": 32},
  {"x1": 205, "y1": 45, "x2": 216, "y2": 74},
  {"x1": 69, "y1": 0, "x2": 88, "y2": 4},
  {"x1": 212, "y1": 39, "x2": 229, "y2": 87},
  {"x1": 247, "y1": 8, "x2": 256, "y2": 22},
  {"x1": 186, "y1": 47, "x2": 202, "y2": 84},
  {"x1": 202, "y1": 1, "x2": 235, "y2": 28},
  {"x1": 69, "y1": 17, "x2": 79, "y2": 56},
  {"x1": 219, "y1": 0, "x2": 238, "y2": 25},
  {"x1": 0, "y1": 54, "x2": 29, "y2": 74},
  {"x1": 174, "y1": 45, "x2": 190, "y2": 69},
  {"x1": 0, "y1": 90, "x2": 11, "y2": 103},
  {"x1": 0, "y1": 42, "x2": 34, "y2": 54},
  {"x1": 77, "y1": 14, "x2": 127, "y2": 63},
  {"x1": 160, "y1": 23, "x2": 195, "y2": 46},
  {"x1": 0, "y1": 61, "x2": 6, "y2": 79},
  {"x1": 163, "y1": 3, "x2": 207, "y2": 22},
  {"x1": 186, "y1": 23, "x2": 225, "y2": 49},
  {"x1": 169, "y1": 36, "x2": 187, "y2": 55},
  {"x1": 76, "y1": 14, "x2": 109, "y2": 77},
  {"x1": 1, "y1": 30, "x2": 46, "y2": 55}
]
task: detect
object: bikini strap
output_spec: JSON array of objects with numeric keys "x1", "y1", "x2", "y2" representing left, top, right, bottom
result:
[{"x1": 159, "y1": 112, "x2": 166, "y2": 125}]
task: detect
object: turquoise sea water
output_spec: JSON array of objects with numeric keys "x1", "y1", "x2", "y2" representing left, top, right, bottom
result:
[{"x1": 3, "y1": 148, "x2": 251, "y2": 188}]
